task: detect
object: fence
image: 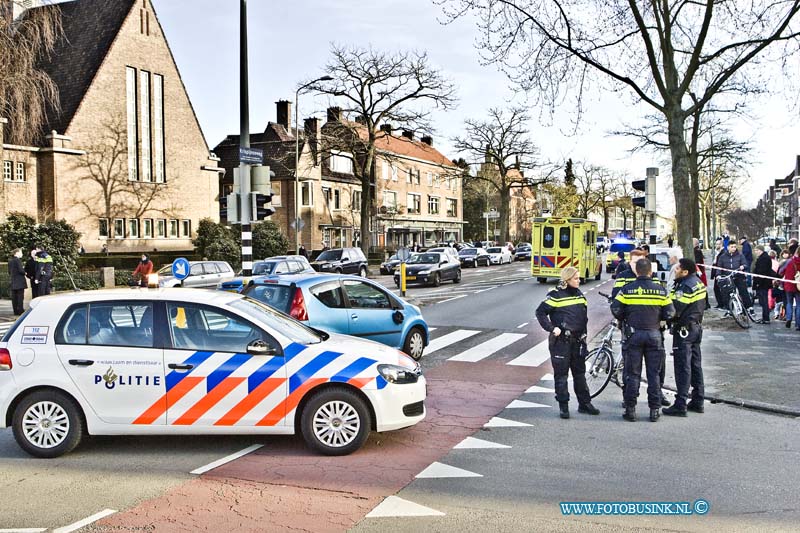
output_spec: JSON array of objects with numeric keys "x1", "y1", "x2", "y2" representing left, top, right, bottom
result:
[{"x1": 0, "y1": 263, "x2": 119, "y2": 297}]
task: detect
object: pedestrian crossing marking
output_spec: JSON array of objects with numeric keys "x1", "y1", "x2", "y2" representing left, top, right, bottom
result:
[
  {"x1": 416, "y1": 461, "x2": 483, "y2": 478},
  {"x1": 366, "y1": 496, "x2": 445, "y2": 518},
  {"x1": 426, "y1": 329, "x2": 481, "y2": 354},
  {"x1": 484, "y1": 416, "x2": 532, "y2": 428},
  {"x1": 539, "y1": 373, "x2": 572, "y2": 382},
  {"x1": 453, "y1": 436, "x2": 511, "y2": 449},
  {"x1": 448, "y1": 333, "x2": 526, "y2": 363},
  {"x1": 525, "y1": 385, "x2": 554, "y2": 394},
  {"x1": 507, "y1": 340, "x2": 550, "y2": 367},
  {"x1": 506, "y1": 400, "x2": 550, "y2": 409}
]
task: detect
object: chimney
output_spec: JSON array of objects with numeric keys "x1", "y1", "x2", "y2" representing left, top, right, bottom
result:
[
  {"x1": 326, "y1": 107, "x2": 342, "y2": 122},
  {"x1": 3, "y1": 0, "x2": 42, "y2": 21},
  {"x1": 795, "y1": 154, "x2": 800, "y2": 179},
  {"x1": 379, "y1": 124, "x2": 392, "y2": 135},
  {"x1": 401, "y1": 130, "x2": 414, "y2": 141},
  {"x1": 304, "y1": 117, "x2": 321, "y2": 165},
  {"x1": 421, "y1": 135, "x2": 433, "y2": 146},
  {"x1": 276, "y1": 100, "x2": 292, "y2": 131}
]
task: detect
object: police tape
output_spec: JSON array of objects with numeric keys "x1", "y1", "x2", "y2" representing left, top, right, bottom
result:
[{"x1": 699, "y1": 263, "x2": 790, "y2": 283}]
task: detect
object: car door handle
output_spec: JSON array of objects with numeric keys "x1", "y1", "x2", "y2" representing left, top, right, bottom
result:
[
  {"x1": 68, "y1": 359, "x2": 94, "y2": 367},
  {"x1": 168, "y1": 363, "x2": 194, "y2": 370},
  {"x1": 351, "y1": 314, "x2": 358, "y2": 320}
]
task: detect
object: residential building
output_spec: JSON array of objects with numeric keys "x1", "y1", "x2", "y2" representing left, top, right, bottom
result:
[
  {"x1": 214, "y1": 106, "x2": 464, "y2": 252},
  {"x1": 760, "y1": 159, "x2": 799, "y2": 242},
  {"x1": 0, "y1": 0, "x2": 222, "y2": 252}
]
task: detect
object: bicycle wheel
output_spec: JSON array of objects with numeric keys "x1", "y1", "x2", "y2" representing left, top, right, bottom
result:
[
  {"x1": 729, "y1": 297, "x2": 751, "y2": 329},
  {"x1": 584, "y1": 347, "x2": 613, "y2": 398}
]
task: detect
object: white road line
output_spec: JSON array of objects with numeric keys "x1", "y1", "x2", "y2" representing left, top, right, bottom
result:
[
  {"x1": 53, "y1": 510, "x2": 117, "y2": 533},
  {"x1": 366, "y1": 496, "x2": 445, "y2": 518},
  {"x1": 428, "y1": 327, "x2": 437, "y2": 332},
  {"x1": 454, "y1": 436, "x2": 511, "y2": 449},
  {"x1": 190, "y1": 444, "x2": 263, "y2": 475},
  {"x1": 416, "y1": 462, "x2": 482, "y2": 478},
  {"x1": 448, "y1": 333, "x2": 527, "y2": 363},
  {"x1": 507, "y1": 340, "x2": 550, "y2": 367},
  {"x1": 0, "y1": 529, "x2": 48, "y2": 532},
  {"x1": 516, "y1": 322, "x2": 529, "y2": 328},
  {"x1": 437, "y1": 294, "x2": 468, "y2": 305},
  {"x1": 425, "y1": 329, "x2": 481, "y2": 354}
]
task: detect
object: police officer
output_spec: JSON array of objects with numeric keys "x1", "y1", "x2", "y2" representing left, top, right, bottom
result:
[
  {"x1": 663, "y1": 258, "x2": 706, "y2": 417},
  {"x1": 536, "y1": 266, "x2": 600, "y2": 419},
  {"x1": 612, "y1": 246, "x2": 671, "y2": 407},
  {"x1": 611, "y1": 258, "x2": 675, "y2": 422},
  {"x1": 611, "y1": 246, "x2": 649, "y2": 298}
]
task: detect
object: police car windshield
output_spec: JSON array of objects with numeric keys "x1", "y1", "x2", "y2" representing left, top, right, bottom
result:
[
  {"x1": 231, "y1": 297, "x2": 322, "y2": 344},
  {"x1": 487, "y1": 247, "x2": 502, "y2": 253},
  {"x1": 460, "y1": 249, "x2": 477, "y2": 256}
]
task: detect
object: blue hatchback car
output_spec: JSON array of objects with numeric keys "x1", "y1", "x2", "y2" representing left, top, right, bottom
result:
[{"x1": 241, "y1": 273, "x2": 429, "y2": 360}]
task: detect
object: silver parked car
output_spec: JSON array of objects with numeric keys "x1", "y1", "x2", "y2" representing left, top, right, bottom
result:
[{"x1": 157, "y1": 260, "x2": 235, "y2": 288}]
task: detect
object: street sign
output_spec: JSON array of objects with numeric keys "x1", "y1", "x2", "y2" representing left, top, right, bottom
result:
[
  {"x1": 172, "y1": 257, "x2": 190, "y2": 281},
  {"x1": 397, "y1": 247, "x2": 411, "y2": 261},
  {"x1": 239, "y1": 147, "x2": 263, "y2": 164},
  {"x1": 483, "y1": 211, "x2": 500, "y2": 219},
  {"x1": 290, "y1": 219, "x2": 306, "y2": 230}
]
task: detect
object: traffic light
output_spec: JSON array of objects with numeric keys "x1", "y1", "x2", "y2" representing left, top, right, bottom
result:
[
  {"x1": 251, "y1": 192, "x2": 275, "y2": 221},
  {"x1": 220, "y1": 193, "x2": 239, "y2": 223},
  {"x1": 632, "y1": 179, "x2": 646, "y2": 208}
]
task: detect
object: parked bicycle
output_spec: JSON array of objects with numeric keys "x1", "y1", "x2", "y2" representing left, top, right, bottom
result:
[
  {"x1": 584, "y1": 291, "x2": 624, "y2": 398},
  {"x1": 715, "y1": 272, "x2": 753, "y2": 329}
]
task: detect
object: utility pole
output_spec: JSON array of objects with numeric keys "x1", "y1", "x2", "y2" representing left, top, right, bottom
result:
[{"x1": 239, "y1": 0, "x2": 252, "y2": 276}]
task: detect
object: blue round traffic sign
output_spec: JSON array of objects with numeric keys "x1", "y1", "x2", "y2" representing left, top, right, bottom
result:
[{"x1": 172, "y1": 257, "x2": 190, "y2": 281}]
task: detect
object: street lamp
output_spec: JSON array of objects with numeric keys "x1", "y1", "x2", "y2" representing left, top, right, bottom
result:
[{"x1": 295, "y1": 75, "x2": 333, "y2": 254}]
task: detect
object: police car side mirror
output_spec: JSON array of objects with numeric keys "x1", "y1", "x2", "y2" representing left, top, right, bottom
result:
[{"x1": 247, "y1": 339, "x2": 277, "y2": 357}]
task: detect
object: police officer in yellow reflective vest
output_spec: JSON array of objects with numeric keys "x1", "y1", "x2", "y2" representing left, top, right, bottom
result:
[
  {"x1": 663, "y1": 258, "x2": 706, "y2": 417},
  {"x1": 536, "y1": 266, "x2": 600, "y2": 419},
  {"x1": 611, "y1": 258, "x2": 675, "y2": 422}
]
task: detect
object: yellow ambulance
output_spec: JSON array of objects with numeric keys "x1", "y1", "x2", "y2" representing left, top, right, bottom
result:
[{"x1": 530, "y1": 217, "x2": 602, "y2": 283}]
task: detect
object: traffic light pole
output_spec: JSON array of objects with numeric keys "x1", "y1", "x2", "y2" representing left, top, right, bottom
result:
[{"x1": 239, "y1": 0, "x2": 252, "y2": 276}]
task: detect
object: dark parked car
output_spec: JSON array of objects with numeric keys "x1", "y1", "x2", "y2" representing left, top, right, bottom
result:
[
  {"x1": 380, "y1": 254, "x2": 402, "y2": 275},
  {"x1": 514, "y1": 244, "x2": 532, "y2": 262},
  {"x1": 458, "y1": 247, "x2": 491, "y2": 268},
  {"x1": 393, "y1": 252, "x2": 461, "y2": 287},
  {"x1": 310, "y1": 247, "x2": 369, "y2": 277}
]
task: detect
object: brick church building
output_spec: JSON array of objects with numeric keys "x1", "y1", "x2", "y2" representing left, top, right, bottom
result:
[{"x1": 0, "y1": 0, "x2": 222, "y2": 252}]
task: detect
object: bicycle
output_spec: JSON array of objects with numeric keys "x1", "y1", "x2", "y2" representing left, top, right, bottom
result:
[
  {"x1": 584, "y1": 291, "x2": 624, "y2": 398},
  {"x1": 715, "y1": 272, "x2": 753, "y2": 329}
]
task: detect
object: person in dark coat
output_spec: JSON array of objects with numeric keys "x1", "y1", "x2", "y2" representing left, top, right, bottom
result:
[
  {"x1": 668, "y1": 236, "x2": 674, "y2": 248},
  {"x1": 24, "y1": 247, "x2": 39, "y2": 299},
  {"x1": 769, "y1": 239, "x2": 782, "y2": 255},
  {"x1": 34, "y1": 249, "x2": 54, "y2": 296},
  {"x1": 8, "y1": 248, "x2": 27, "y2": 315},
  {"x1": 752, "y1": 246, "x2": 776, "y2": 323},
  {"x1": 298, "y1": 245, "x2": 308, "y2": 258}
]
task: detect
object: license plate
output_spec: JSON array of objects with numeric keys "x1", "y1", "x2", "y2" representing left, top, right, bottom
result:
[{"x1": 406, "y1": 275, "x2": 416, "y2": 280}]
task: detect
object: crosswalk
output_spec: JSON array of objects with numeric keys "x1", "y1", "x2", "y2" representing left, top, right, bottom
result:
[{"x1": 425, "y1": 326, "x2": 550, "y2": 368}]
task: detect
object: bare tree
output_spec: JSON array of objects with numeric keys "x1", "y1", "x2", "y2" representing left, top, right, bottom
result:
[
  {"x1": 307, "y1": 44, "x2": 457, "y2": 255},
  {"x1": 453, "y1": 107, "x2": 547, "y2": 242},
  {"x1": 72, "y1": 114, "x2": 176, "y2": 223},
  {"x1": 440, "y1": 0, "x2": 800, "y2": 253},
  {"x1": 725, "y1": 205, "x2": 774, "y2": 242},
  {"x1": 0, "y1": 1, "x2": 62, "y2": 144},
  {"x1": 573, "y1": 163, "x2": 601, "y2": 219}
]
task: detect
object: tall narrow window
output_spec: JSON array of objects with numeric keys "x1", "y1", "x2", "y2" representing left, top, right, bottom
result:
[
  {"x1": 153, "y1": 74, "x2": 165, "y2": 183},
  {"x1": 140, "y1": 70, "x2": 151, "y2": 182},
  {"x1": 143, "y1": 219, "x2": 153, "y2": 238},
  {"x1": 3, "y1": 160, "x2": 11, "y2": 181},
  {"x1": 15, "y1": 162, "x2": 25, "y2": 181},
  {"x1": 126, "y1": 67, "x2": 138, "y2": 181},
  {"x1": 157, "y1": 219, "x2": 166, "y2": 237},
  {"x1": 98, "y1": 219, "x2": 109, "y2": 238}
]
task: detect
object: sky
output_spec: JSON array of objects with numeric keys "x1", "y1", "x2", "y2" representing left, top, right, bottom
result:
[{"x1": 151, "y1": 0, "x2": 800, "y2": 212}]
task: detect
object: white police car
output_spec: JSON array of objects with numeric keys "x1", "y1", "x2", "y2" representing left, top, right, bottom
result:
[{"x1": 0, "y1": 289, "x2": 426, "y2": 458}]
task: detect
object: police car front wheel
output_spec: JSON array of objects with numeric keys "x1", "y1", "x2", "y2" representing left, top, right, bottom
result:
[
  {"x1": 12, "y1": 390, "x2": 85, "y2": 459},
  {"x1": 301, "y1": 387, "x2": 371, "y2": 456}
]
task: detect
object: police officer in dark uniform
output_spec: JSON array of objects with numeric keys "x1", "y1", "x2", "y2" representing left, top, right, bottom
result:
[
  {"x1": 663, "y1": 258, "x2": 706, "y2": 417},
  {"x1": 536, "y1": 266, "x2": 600, "y2": 419},
  {"x1": 611, "y1": 247, "x2": 671, "y2": 407},
  {"x1": 611, "y1": 258, "x2": 675, "y2": 422}
]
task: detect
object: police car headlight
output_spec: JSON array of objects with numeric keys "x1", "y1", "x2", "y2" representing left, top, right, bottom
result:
[
  {"x1": 417, "y1": 270, "x2": 431, "y2": 275},
  {"x1": 378, "y1": 364, "x2": 419, "y2": 384}
]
